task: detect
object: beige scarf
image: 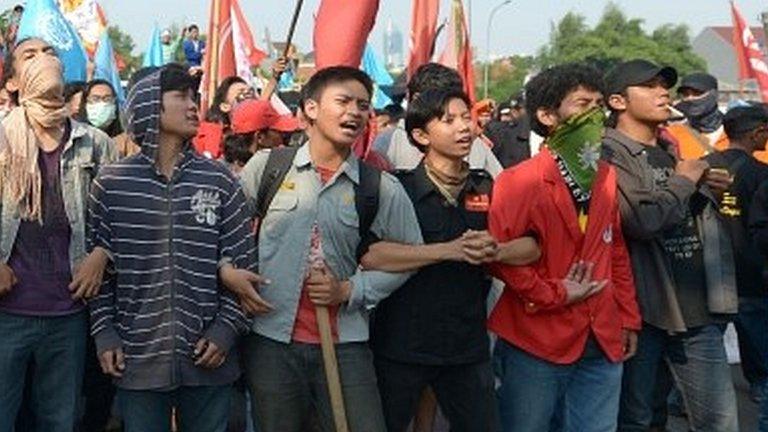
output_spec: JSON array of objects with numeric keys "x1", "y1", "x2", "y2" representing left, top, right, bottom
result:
[
  {"x1": 0, "y1": 54, "x2": 68, "y2": 222},
  {"x1": 424, "y1": 158, "x2": 469, "y2": 206}
]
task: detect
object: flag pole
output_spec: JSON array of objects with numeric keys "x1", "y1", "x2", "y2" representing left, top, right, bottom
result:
[
  {"x1": 207, "y1": 0, "x2": 222, "y2": 103},
  {"x1": 283, "y1": 0, "x2": 304, "y2": 58}
]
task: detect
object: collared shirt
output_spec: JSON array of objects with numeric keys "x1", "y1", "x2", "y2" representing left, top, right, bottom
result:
[
  {"x1": 0, "y1": 119, "x2": 117, "y2": 271},
  {"x1": 239, "y1": 143, "x2": 423, "y2": 344},
  {"x1": 372, "y1": 163, "x2": 493, "y2": 365}
]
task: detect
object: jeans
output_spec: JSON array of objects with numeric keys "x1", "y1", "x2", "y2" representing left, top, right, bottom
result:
[
  {"x1": 375, "y1": 357, "x2": 497, "y2": 432},
  {"x1": 117, "y1": 385, "x2": 232, "y2": 432},
  {"x1": 242, "y1": 334, "x2": 386, "y2": 432},
  {"x1": 0, "y1": 310, "x2": 87, "y2": 432},
  {"x1": 734, "y1": 297, "x2": 768, "y2": 386},
  {"x1": 494, "y1": 337, "x2": 623, "y2": 432},
  {"x1": 79, "y1": 332, "x2": 117, "y2": 432},
  {"x1": 618, "y1": 324, "x2": 738, "y2": 432}
]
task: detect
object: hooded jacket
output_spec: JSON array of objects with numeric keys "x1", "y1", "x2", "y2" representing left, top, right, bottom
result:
[{"x1": 87, "y1": 69, "x2": 253, "y2": 390}]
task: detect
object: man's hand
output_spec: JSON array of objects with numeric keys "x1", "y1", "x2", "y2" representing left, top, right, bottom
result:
[
  {"x1": 306, "y1": 265, "x2": 351, "y2": 306},
  {"x1": 703, "y1": 168, "x2": 733, "y2": 196},
  {"x1": 70, "y1": 248, "x2": 110, "y2": 300},
  {"x1": 675, "y1": 159, "x2": 709, "y2": 184},
  {"x1": 219, "y1": 264, "x2": 273, "y2": 315},
  {"x1": 0, "y1": 263, "x2": 16, "y2": 297},
  {"x1": 622, "y1": 329, "x2": 638, "y2": 360},
  {"x1": 99, "y1": 347, "x2": 125, "y2": 378},
  {"x1": 563, "y1": 261, "x2": 607, "y2": 305},
  {"x1": 271, "y1": 57, "x2": 288, "y2": 79},
  {"x1": 461, "y1": 230, "x2": 498, "y2": 265},
  {"x1": 194, "y1": 338, "x2": 226, "y2": 369}
]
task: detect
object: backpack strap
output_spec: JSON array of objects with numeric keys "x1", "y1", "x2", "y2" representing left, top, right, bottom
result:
[
  {"x1": 255, "y1": 146, "x2": 299, "y2": 223},
  {"x1": 354, "y1": 161, "x2": 382, "y2": 261}
]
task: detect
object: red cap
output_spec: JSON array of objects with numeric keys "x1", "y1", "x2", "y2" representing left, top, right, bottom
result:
[{"x1": 230, "y1": 99, "x2": 301, "y2": 134}]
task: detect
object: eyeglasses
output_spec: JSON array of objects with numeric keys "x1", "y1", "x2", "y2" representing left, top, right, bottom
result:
[
  {"x1": 87, "y1": 95, "x2": 116, "y2": 104},
  {"x1": 235, "y1": 90, "x2": 256, "y2": 103}
]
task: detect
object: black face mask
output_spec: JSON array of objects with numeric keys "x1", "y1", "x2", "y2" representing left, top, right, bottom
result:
[{"x1": 675, "y1": 91, "x2": 723, "y2": 133}]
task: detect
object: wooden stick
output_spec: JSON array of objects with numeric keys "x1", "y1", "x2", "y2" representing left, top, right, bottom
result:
[
  {"x1": 206, "y1": 0, "x2": 222, "y2": 103},
  {"x1": 283, "y1": 0, "x2": 305, "y2": 59},
  {"x1": 316, "y1": 305, "x2": 349, "y2": 432}
]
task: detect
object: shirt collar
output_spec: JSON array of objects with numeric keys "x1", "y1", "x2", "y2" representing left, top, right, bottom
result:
[
  {"x1": 604, "y1": 127, "x2": 648, "y2": 156},
  {"x1": 294, "y1": 141, "x2": 361, "y2": 185}
]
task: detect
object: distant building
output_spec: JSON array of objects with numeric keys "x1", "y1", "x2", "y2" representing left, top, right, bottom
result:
[
  {"x1": 692, "y1": 25, "x2": 765, "y2": 101},
  {"x1": 383, "y1": 19, "x2": 404, "y2": 69}
]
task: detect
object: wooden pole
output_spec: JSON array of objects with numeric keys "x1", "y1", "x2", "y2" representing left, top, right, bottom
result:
[
  {"x1": 206, "y1": 0, "x2": 222, "y2": 103},
  {"x1": 282, "y1": 0, "x2": 304, "y2": 59},
  {"x1": 316, "y1": 306, "x2": 349, "y2": 432}
]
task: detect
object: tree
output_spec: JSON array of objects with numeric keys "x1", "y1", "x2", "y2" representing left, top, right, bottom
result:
[
  {"x1": 475, "y1": 55, "x2": 535, "y2": 102},
  {"x1": 107, "y1": 25, "x2": 141, "y2": 80},
  {"x1": 536, "y1": 2, "x2": 706, "y2": 76}
]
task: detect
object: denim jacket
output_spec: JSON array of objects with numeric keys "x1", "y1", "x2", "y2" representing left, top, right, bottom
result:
[
  {"x1": 239, "y1": 143, "x2": 423, "y2": 344},
  {"x1": 0, "y1": 120, "x2": 117, "y2": 270}
]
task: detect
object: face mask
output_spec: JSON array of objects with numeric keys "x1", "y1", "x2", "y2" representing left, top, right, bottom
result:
[
  {"x1": 675, "y1": 91, "x2": 723, "y2": 133},
  {"x1": 86, "y1": 102, "x2": 117, "y2": 129},
  {"x1": 547, "y1": 107, "x2": 606, "y2": 192}
]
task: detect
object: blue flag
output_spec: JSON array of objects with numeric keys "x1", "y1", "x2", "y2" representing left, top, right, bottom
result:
[
  {"x1": 94, "y1": 31, "x2": 125, "y2": 106},
  {"x1": 143, "y1": 25, "x2": 164, "y2": 67},
  {"x1": 16, "y1": 0, "x2": 87, "y2": 83},
  {"x1": 278, "y1": 67, "x2": 295, "y2": 91},
  {"x1": 361, "y1": 44, "x2": 394, "y2": 110}
]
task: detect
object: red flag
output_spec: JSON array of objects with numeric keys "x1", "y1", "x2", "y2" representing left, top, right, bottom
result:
[
  {"x1": 438, "y1": 0, "x2": 476, "y2": 102},
  {"x1": 731, "y1": 1, "x2": 768, "y2": 101},
  {"x1": 201, "y1": 0, "x2": 236, "y2": 117},
  {"x1": 232, "y1": 0, "x2": 267, "y2": 67},
  {"x1": 407, "y1": 0, "x2": 439, "y2": 80},
  {"x1": 314, "y1": 0, "x2": 380, "y2": 68}
]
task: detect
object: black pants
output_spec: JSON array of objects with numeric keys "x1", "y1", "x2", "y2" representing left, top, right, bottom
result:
[
  {"x1": 79, "y1": 334, "x2": 116, "y2": 432},
  {"x1": 375, "y1": 357, "x2": 497, "y2": 432}
]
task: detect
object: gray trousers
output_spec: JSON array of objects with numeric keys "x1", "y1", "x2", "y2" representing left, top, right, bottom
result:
[{"x1": 242, "y1": 334, "x2": 386, "y2": 432}]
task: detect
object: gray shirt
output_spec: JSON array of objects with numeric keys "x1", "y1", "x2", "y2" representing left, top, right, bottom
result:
[{"x1": 239, "y1": 143, "x2": 423, "y2": 343}]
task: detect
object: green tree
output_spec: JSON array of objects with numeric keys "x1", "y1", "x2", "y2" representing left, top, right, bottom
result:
[
  {"x1": 476, "y1": 55, "x2": 535, "y2": 102},
  {"x1": 107, "y1": 25, "x2": 141, "y2": 80},
  {"x1": 536, "y1": 2, "x2": 706, "y2": 76}
]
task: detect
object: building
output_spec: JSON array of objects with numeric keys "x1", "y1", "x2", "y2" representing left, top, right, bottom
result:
[{"x1": 692, "y1": 25, "x2": 766, "y2": 101}]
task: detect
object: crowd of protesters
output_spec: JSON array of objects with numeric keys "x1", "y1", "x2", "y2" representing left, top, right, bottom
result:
[{"x1": 2, "y1": 11, "x2": 768, "y2": 432}]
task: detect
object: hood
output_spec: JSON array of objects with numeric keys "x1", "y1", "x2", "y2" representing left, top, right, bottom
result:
[{"x1": 124, "y1": 69, "x2": 163, "y2": 164}]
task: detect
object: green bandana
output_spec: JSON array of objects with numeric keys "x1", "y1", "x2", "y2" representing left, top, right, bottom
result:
[{"x1": 547, "y1": 107, "x2": 606, "y2": 192}]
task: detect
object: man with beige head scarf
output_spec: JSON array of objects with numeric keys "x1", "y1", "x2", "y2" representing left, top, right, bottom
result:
[{"x1": 0, "y1": 37, "x2": 116, "y2": 431}]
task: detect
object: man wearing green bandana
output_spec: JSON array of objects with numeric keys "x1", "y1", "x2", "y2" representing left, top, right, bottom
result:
[{"x1": 488, "y1": 63, "x2": 641, "y2": 432}]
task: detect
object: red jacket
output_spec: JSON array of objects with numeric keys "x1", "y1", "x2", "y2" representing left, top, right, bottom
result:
[{"x1": 488, "y1": 148, "x2": 641, "y2": 365}]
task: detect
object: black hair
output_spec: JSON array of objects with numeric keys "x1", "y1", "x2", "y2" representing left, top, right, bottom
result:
[
  {"x1": 205, "y1": 76, "x2": 247, "y2": 125},
  {"x1": 160, "y1": 63, "x2": 197, "y2": 94},
  {"x1": 187, "y1": 24, "x2": 199, "y2": 33},
  {"x1": 525, "y1": 63, "x2": 604, "y2": 136},
  {"x1": 407, "y1": 63, "x2": 463, "y2": 102},
  {"x1": 64, "y1": 81, "x2": 86, "y2": 103},
  {"x1": 383, "y1": 103, "x2": 405, "y2": 122},
  {"x1": 223, "y1": 132, "x2": 255, "y2": 166},
  {"x1": 77, "y1": 79, "x2": 123, "y2": 138},
  {"x1": 405, "y1": 88, "x2": 470, "y2": 153},
  {"x1": 13, "y1": 5, "x2": 23, "y2": 13},
  {"x1": 300, "y1": 66, "x2": 373, "y2": 113}
]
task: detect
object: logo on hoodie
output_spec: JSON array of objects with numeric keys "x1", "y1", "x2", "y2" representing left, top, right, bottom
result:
[{"x1": 191, "y1": 190, "x2": 221, "y2": 226}]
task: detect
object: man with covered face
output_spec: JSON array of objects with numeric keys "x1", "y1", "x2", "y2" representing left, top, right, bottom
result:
[
  {"x1": 0, "y1": 37, "x2": 117, "y2": 431},
  {"x1": 488, "y1": 63, "x2": 641, "y2": 432}
]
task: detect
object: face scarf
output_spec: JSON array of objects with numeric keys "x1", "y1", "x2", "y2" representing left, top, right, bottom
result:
[
  {"x1": 675, "y1": 91, "x2": 723, "y2": 133},
  {"x1": 0, "y1": 54, "x2": 68, "y2": 222},
  {"x1": 546, "y1": 107, "x2": 605, "y2": 193}
]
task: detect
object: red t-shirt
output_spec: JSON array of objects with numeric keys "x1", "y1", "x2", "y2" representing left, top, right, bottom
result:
[{"x1": 291, "y1": 165, "x2": 340, "y2": 343}]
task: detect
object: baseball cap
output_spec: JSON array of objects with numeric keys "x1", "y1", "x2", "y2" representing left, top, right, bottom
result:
[
  {"x1": 678, "y1": 73, "x2": 718, "y2": 94},
  {"x1": 605, "y1": 59, "x2": 678, "y2": 96},
  {"x1": 723, "y1": 103, "x2": 768, "y2": 137},
  {"x1": 230, "y1": 99, "x2": 301, "y2": 135},
  {"x1": 161, "y1": 29, "x2": 171, "y2": 38}
]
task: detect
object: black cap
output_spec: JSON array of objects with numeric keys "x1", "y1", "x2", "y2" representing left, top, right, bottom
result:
[
  {"x1": 723, "y1": 104, "x2": 768, "y2": 138},
  {"x1": 605, "y1": 59, "x2": 678, "y2": 96},
  {"x1": 679, "y1": 73, "x2": 718, "y2": 94}
]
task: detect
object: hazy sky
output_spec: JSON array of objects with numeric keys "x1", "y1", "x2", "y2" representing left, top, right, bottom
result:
[{"x1": 4, "y1": 0, "x2": 768, "y2": 59}]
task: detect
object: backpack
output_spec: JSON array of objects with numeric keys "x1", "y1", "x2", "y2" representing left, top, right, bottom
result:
[{"x1": 255, "y1": 146, "x2": 381, "y2": 261}]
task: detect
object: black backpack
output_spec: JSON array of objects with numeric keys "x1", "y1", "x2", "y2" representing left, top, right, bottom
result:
[{"x1": 255, "y1": 146, "x2": 381, "y2": 260}]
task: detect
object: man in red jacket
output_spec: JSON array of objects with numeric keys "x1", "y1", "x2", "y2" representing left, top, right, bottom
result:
[{"x1": 488, "y1": 63, "x2": 641, "y2": 432}]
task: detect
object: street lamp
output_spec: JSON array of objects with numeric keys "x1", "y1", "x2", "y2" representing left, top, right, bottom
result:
[{"x1": 484, "y1": 0, "x2": 512, "y2": 99}]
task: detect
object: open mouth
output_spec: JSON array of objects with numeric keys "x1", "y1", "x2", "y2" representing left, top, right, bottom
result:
[
  {"x1": 456, "y1": 135, "x2": 472, "y2": 145},
  {"x1": 340, "y1": 121, "x2": 360, "y2": 133}
]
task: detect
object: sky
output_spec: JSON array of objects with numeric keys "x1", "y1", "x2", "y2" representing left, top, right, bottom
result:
[{"x1": 3, "y1": 0, "x2": 768, "y2": 60}]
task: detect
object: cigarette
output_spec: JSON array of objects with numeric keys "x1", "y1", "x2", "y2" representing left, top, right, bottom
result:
[{"x1": 667, "y1": 104, "x2": 685, "y2": 119}]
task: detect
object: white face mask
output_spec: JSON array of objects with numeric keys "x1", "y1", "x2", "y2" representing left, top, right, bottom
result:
[{"x1": 86, "y1": 102, "x2": 117, "y2": 129}]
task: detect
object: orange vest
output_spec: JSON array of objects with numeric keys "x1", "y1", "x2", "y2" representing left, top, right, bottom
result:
[{"x1": 665, "y1": 123, "x2": 768, "y2": 163}]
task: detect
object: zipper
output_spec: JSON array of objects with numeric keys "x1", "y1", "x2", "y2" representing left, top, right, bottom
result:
[{"x1": 167, "y1": 178, "x2": 177, "y2": 387}]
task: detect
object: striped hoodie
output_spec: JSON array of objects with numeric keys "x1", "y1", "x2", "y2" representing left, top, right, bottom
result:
[{"x1": 87, "y1": 69, "x2": 253, "y2": 390}]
